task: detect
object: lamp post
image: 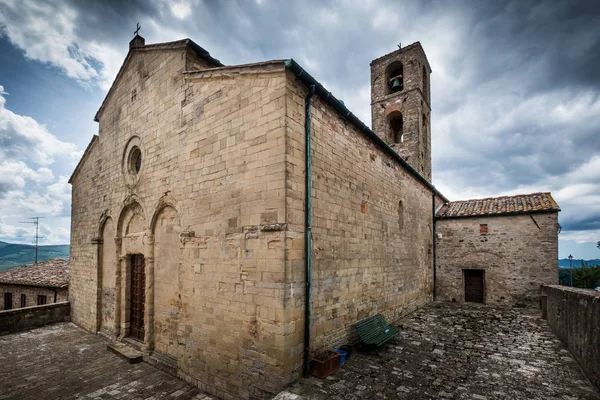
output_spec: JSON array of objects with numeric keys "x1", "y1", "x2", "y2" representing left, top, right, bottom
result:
[{"x1": 568, "y1": 254, "x2": 573, "y2": 287}]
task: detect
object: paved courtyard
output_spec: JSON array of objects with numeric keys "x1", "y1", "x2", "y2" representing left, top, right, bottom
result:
[
  {"x1": 0, "y1": 323, "x2": 212, "y2": 400},
  {"x1": 285, "y1": 303, "x2": 599, "y2": 400}
]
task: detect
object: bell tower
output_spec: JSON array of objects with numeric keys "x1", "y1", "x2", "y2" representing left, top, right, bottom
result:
[{"x1": 370, "y1": 42, "x2": 432, "y2": 181}]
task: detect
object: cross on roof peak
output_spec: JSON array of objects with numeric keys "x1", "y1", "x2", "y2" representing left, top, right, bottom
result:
[{"x1": 134, "y1": 22, "x2": 141, "y2": 37}]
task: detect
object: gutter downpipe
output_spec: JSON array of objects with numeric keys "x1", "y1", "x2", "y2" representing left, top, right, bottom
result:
[
  {"x1": 432, "y1": 193, "x2": 437, "y2": 301},
  {"x1": 304, "y1": 84, "x2": 316, "y2": 378}
]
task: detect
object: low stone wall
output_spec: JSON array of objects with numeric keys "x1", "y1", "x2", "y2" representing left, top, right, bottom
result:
[
  {"x1": 0, "y1": 301, "x2": 70, "y2": 335},
  {"x1": 542, "y1": 285, "x2": 600, "y2": 392}
]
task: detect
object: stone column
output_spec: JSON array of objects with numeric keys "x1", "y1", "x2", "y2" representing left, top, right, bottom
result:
[
  {"x1": 144, "y1": 234, "x2": 155, "y2": 352},
  {"x1": 114, "y1": 236, "x2": 124, "y2": 338}
]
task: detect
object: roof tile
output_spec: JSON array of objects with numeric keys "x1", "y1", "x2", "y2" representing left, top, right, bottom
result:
[
  {"x1": 0, "y1": 258, "x2": 69, "y2": 288},
  {"x1": 437, "y1": 192, "x2": 560, "y2": 219}
]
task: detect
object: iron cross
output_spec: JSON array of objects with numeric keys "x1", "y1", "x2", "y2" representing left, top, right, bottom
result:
[{"x1": 134, "y1": 22, "x2": 141, "y2": 36}]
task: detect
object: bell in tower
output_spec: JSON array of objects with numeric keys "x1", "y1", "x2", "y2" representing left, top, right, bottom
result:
[{"x1": 370, "y1": 42, "x2": 432, "y2": 181}]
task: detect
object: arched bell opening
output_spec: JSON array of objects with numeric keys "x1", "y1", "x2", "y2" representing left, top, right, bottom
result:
[{"x1": 386, "y1": 61, "x2": 404, "y2": 94}]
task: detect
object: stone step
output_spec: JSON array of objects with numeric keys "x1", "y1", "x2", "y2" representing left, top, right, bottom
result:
[{"x1": 107, "y1": 342, "x2": 143, "y2": 364}]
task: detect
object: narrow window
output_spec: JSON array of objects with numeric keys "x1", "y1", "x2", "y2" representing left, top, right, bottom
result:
[
  {"x1": 37, "y1": 295, "x2": 47, "y2": 305},
  {"x1": 480, "y1": 224, "x2": 488, "y2": 234},
  {"x1": 389, "y1": 114, "x2": 403, "y2": 144},
  {"x1": 422, "y1": 65, "x2": 427, "y2": 96},
  {"x1": 398, "y1": 200, "x2": 405, "y2": 229},
  {"x1": 20, "y1": 294, "x2": 26, "y2": 308},
  {"x1": 4, "y1": 292, "x2": 12, "y2": 310}
]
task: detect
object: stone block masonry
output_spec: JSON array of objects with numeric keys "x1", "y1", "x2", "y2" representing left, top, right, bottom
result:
[
  {"x1": 69, "y1": 38, "x2": 444, "y2": 399},
  {"x1": 284, "y1": 68, "x2": 434, "y2": 373},
  {"x1": 0, "y1": 283, "x2": 68, "y2": 310},
  {"x1": 70, "y1": 44, "x2": 292, "y2": 399},
  {"x1": 543, "y1": 285, "x2": 600, "y2": 392},
  {"x1": 0, "y1": 301, "x2": 70, "y2": 334},
  {"x1": 436, "y1": 212, "x2": 559, "y2": 305}
]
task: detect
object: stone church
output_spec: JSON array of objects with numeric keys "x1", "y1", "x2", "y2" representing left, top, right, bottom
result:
[{"x1": 69, "y1": 35, "x2": 559, "y2": 399}]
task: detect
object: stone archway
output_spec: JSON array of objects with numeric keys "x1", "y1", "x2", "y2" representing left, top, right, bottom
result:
[
  {"x1": 99, "y1": 216, "x2": 117, "y2": 336},
  {"x1": 150, "y1": 204, "x2": 181, "y2": 358},
  {"x1": 115, "y1": 200, "x2": 148, "y2": 340}
]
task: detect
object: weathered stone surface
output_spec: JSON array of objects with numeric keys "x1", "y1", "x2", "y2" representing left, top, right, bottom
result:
[
  {"x1": 284, "y1": 303, "x2": 599, "y2": 400},
  {"x1": 0, "y1": 258, "x2": 69, "y2": 311},
  {"x1": 285, "y1": 67, "x2": 435, "y2": 369},
  {"x1": 0, "y1": 301, "x2": 70, "y2": 334},
  {"x1": 543, "y1": 285, "x2": 600, "y2": 392},
  {"x1": 0, "y1": 283, "x2": 68, "y2": 310},
  {"x1": 436, "y1": 212, "x2": 559, "y2": 305},
  {"x1": 370, "y1": 42, "x2": 432, "y2": 180},
  {"x1": 0, "y1": 322, "x2": 212, "y2": 399},
  {"x1": 70, "y1": 38, "x2": 439, "y2": 399},
  {"x1": 107, "y1": 341, "x2": 143, "y2": 364}
]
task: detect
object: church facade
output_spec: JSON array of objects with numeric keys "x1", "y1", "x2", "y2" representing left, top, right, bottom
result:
[{"x1": 69, "y1": 35, "x2": 558, "y2": 399}]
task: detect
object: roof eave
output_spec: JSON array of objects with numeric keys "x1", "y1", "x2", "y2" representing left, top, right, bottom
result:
[
  {"x1": 68, "y1": 135, "x2": 98, "y2": 184},
  {"x1": 284, "y1": 58, "x2": 447, "y2": 202},
  {"x1": 436, "y1": 209, "x2": 561, "y2": 220},
  {"x1": 94, "y1": 38, "x2": 224, "y2": 123},
  {"x1": 0, "y1": 281, "x2": 68, "y2": 289}
]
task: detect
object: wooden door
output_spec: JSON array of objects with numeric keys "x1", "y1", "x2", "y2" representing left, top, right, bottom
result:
[
  {"x1": 129, "y1": 254, "x2": 146, "y2": 341},
  {"x1": 464, "y1": 269, "x2": 484, "y2": 303}
]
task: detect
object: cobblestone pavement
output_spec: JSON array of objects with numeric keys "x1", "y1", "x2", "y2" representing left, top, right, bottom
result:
[
  {"x1": 0, "y1": 323, "x2": 212, "y2": 400},
  {"x1": 286, "y1": 303, "x2": 599, "y2": 400}
]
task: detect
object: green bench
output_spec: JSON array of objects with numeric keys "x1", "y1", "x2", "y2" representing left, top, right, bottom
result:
[{"x1": 353, "y1": 314, "x2": 399, "y2": 346}]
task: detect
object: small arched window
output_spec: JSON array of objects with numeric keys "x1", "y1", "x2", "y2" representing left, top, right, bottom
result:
[
  {"x1": 398, "y1": 200, "x2": 404, "y2": 230},
  {"x1": 386, "y1": 61, "x2": 404, "y2": 94},
  {"x1": 388, "y1": 112, "x2": 403, "y2": 144}
]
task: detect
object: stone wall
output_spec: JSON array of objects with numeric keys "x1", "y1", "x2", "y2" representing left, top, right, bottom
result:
[
  {"x1": 0, "y1": 301, "x2": 70, "y2": 334},
  {"x1": 70, "y1": 46, "x2": 291, "y2": 399},
  {"x1": 0, "y1": 284, "x2": 68, "y2": 310},
  {"x1": 543, "y1": 285, "x2": 600, "y2": 392},
  {"x1": 370, "y1": 43, "x2": 431, "y2": 180},
  {"x1": 284, "y1": 69, "x2": 435, "y2": 374},
  {"x1": 436, "y1": 212, "x2": 559, "y2": 305}
]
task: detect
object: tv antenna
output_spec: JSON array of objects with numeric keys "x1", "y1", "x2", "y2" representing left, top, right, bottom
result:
[{"x1": 19, "y1": 217, "x2": 44, "y2": 264}]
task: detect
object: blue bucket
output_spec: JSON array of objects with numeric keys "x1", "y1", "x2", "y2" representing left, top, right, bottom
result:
[{"x1": 333, "y1": 350, "x2": 347, "y2": 365}]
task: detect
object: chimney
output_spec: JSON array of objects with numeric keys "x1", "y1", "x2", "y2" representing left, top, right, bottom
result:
[{"x1": 129, "y1": 35, "x2": 145, "y2": 50}]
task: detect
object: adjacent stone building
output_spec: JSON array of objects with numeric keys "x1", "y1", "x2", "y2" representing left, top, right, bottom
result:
[
  {"x1": 0, "y1": 258, "x2": 69, "y2": 311},
  {"x1": 68, "y1": 35, "x2": 559, "y2": 399},
  {"x1": 436, "y1": 193, "x2": 560, "y2": 305}
]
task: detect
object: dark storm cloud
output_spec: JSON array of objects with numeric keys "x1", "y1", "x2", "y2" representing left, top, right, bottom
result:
[
  {"x1": 60, "y1": 0, "x2": 600, "y2": 235},
  {"x1": 67, "y1": 0, "x2": 161, "y2": 44},
  {"x1": 2, "y1": 0, "x2": 599, "y2": 240}
]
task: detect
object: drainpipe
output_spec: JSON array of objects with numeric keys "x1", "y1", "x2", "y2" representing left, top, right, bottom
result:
[
  {"x1": 432, "y1": 193, "x2": 437, "y2": 301},
  {"x1": 303, "y1": 84, "x2": 316, "y2": 378}
]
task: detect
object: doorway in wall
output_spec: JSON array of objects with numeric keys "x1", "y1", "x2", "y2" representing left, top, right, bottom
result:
[
  {"x1": 464, "y1": 269, "x2": 485, "y2": 303},
  {"x1": 129, "y1": 254, "x2": 146, "y2": 341}
]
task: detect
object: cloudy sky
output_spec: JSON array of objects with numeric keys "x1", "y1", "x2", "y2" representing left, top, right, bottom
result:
[{"x1": 0, "y1": 0, "x2": 599, "y2": 259}]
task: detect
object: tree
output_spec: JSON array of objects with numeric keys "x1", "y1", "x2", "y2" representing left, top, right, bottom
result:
[{"x1": 572, "y1": 261, "x2": 600, "y2": 289}]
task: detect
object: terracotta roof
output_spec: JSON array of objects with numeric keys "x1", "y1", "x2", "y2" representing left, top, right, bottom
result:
[
  {"x1": 0, "y1": 259, "x2": 69, "y2": 288},
  {"x1": 437, "y1": 192, "x2": 560, "y2": 219}
]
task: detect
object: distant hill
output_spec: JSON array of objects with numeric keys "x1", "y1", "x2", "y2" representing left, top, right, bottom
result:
[
  {"x1": 0, "y1": 241, "x2": 70, "y2": 272},
  {"x1": 558, "y1": 258, "x2": 600, "y2": 268}
]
